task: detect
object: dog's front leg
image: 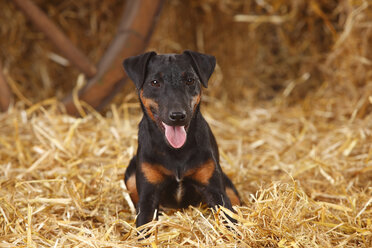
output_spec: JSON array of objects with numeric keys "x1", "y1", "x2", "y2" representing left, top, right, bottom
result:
[
  {"x1": 202, "y1": 182, "x2": 234, "y2": 210},
  {"x1": 196, "y1": 171, "x2": 237, "y2": 223},
  {"x1": 204, "y1": 187, "x2": 237, "y2": 224},
  {"x1": 136, "y1": 182, "x2": 161, "y2": 228},
  {"x1": 188, "y1": 160, "x2": 234, "y2": 212},
  {"x1": 136, "y1": 161, "x2": 169, "y2": 228}
]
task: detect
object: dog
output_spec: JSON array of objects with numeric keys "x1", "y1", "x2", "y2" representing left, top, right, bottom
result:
[{"x1": 123, "y1": 50, "x2": 240, "y2": 228}]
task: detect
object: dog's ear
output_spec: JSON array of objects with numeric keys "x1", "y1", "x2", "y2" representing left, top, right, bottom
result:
[
  {"x1": 183, "y1": 50, "x2": 216, "y2": 88},
  {"x1": 123, "y1": 51, "x2": 157, "y2": 90}
]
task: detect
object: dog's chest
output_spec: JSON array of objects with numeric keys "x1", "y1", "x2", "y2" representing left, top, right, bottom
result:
[
  {"x1": 144, "y1": 158, "x2": 215, "y2": 205},
  {"x1": 175, "y1": 180, "x2": 184, "y2": 203},
  {"x1": 170, "y1": 161, "x2": 214, "y2": 204}
]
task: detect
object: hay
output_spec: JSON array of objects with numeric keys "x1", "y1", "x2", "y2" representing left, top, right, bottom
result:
[
  {"x1": 1, "y1": 0, "x2": 370, "y2": 103},
  {"x1": 1, "y1": 83, "x2": 371, "y2": 246},
  {"x1": 1, "y1": 0, "x2": 372, "y2": 247}
]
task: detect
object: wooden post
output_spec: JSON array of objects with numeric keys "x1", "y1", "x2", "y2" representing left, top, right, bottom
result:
[
  {"x1": 0, "y1": 63, "x2": 12, "y2": 111},
  {"x1": 12, "y1": 0, "x2": 97, "y2": 78},
  {"x1": 63, "y1": 0, "x2": 164, "y2": 115}
]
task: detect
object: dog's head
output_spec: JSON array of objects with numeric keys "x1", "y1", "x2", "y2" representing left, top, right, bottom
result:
[{"x1": 123, "y1": 50, "x2": 216, "y2": 149}]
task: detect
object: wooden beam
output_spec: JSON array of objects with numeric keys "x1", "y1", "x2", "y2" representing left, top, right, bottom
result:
[
  {"x1": 63, "y1": 0, "x2": 164, "y2": 115},
  {"x1": 12, "y1": 0, "x2": 97, "y2": 78},
  {"x1": 0, "y1": 63, "x2": 12, "y2": 111}
]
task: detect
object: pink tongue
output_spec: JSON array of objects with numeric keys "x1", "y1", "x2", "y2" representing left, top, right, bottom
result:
[{"x1": 162, "y1": 122, "x2": 186, "y2": 148}]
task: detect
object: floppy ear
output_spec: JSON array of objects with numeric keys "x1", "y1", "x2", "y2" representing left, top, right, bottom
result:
[
  {"x1": 183, "y1": 50, "x2": 216, "y2": 88},
  {"x1": 123, "y1": 51, "x2": 157, "y2": 90}
]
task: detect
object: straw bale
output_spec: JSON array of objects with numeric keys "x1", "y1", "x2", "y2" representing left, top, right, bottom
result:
[
  {"x1": 1, "y1": 0, "x2": 372, "y2": 247},
  {"x1": 1, "y1": 0, "x2": 370, "y2": 103}
]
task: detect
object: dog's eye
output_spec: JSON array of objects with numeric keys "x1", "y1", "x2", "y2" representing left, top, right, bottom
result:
[
  {"x1": 185, "y1": 78, "x2": 195, "y2": 85},
  {"x1": 150, "y1": 80, "x2": 160, "y2": 87}
]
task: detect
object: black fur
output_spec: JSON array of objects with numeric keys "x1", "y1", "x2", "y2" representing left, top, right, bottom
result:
[{"x1": 123, "y1": 51, "x2": 240, "y2": 228}]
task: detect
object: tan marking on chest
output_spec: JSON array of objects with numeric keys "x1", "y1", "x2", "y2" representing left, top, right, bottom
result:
[
  {"x1": 185, "y1": 159, "x2": 215, "y2": 185},
  {"x1": 175, "y1": 182, "x2": 184, "y2": 203},
  {"x1": 125, "y1": 174, "x2": 139, "y2": 205},
  {"x1": 226, "y1": 187, "x2": 241, "y2": 206},
  {"x1": 140, "y1": 90, "x2": 159, "y2": 121},
  {"x1": 141, "y1": 162, "x2": 172, "y2": 184}
]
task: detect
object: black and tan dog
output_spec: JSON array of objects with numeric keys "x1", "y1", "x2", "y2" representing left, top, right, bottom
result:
[{"x1": 123, "y1": 50, "x2": 240, "y2": 227}]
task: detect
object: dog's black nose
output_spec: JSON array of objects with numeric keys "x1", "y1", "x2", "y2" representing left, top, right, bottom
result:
[{"x1": 169, "y1": 111, "x2": 186, "y2": 122}]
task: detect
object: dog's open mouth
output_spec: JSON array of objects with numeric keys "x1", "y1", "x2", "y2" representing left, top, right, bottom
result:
[{"x1": 161, "y1": 122, "x2": 187, "y2": 149}]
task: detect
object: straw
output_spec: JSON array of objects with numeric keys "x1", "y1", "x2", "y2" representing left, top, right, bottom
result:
[{"x1": 1, "y1": 0, "x2": 371, "y2": 247}]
